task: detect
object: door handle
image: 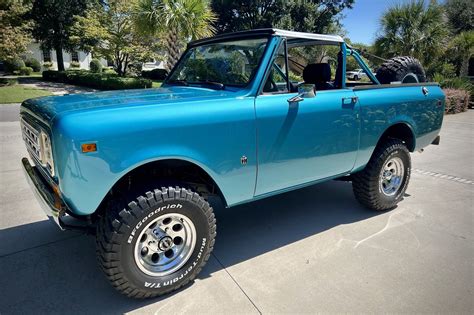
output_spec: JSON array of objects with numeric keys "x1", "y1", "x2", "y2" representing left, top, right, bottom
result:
[
  {"x1": 342, "y1": 96, "x2": 358, "y2": 104},
  {"x1": 287, "y1": 93, "x2": 304, "y2": 104}
]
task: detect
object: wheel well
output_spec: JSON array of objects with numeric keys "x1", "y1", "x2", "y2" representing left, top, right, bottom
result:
[
  {"x1": 95, "y1": 159, "x2": 225, "y2": 217},
  {"x1": 377, "y1": 123, "x2": 415, "y2": 152}
]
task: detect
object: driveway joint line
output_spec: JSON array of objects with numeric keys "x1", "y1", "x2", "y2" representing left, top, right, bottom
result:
[
  {"x1": 0, "y1": 233, "x2": 84, "y2": 258},
  {"x1": 212, "y1": 253, "x2": 262, "y2": 314},
  {"x1": 413, "y1": 168, "x2": 474, "y2": 185}
]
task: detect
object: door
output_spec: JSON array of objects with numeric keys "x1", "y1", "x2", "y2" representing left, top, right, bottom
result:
[
  {"x1": 255, "y1": 89, "x2": 360, "y2": 195},
  {"x1": 253, "y1": 39, "x2": 360, "y2": 196}
]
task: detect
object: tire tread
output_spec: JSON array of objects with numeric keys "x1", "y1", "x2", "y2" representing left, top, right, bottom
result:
[
  {"x1": 96, "y1": 186, "x2": 216, "y2": 299},
  {"x1": 352, "y1": 139, "x2": 411, "y2": 211}
]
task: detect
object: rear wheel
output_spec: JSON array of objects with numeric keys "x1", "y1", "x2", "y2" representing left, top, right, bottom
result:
[
  {"x1": 96, "y1": 186, "x2": 216, "y2": 298},
  {"x1": 352, "y1": 139, "x2": 411, "y2": 211}
]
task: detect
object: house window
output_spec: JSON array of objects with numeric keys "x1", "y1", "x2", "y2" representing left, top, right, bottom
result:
[
  {"x1": 71, "y1": 51, "x2": 79, "y2": 62},
  {"x1": 42, "y1": 49, "x2": 51, "y2": 62}
]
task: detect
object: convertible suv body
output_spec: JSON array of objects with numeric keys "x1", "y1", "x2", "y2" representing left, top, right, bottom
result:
[{"x1": 21, "y1": 29, "x2": 444, "y2": 298}]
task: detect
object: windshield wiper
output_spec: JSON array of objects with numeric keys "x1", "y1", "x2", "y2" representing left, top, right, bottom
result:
[
  {"x1": 167, "y1": 79, "x2": 189, "y2": 86},
  {"x1": 196, "y1": 79, "x2": 225, "y2": 90}
]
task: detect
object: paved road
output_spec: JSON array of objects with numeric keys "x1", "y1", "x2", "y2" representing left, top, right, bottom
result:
[
  {"x1": 0, "y1": 104, "x2": 20, "y2": 122},
  {"x1": 0, "y1": 111, "x2": 472, "y2": 314},
  {"x1": 0, "y1": 79, "x2": 96, "y2": 121}
]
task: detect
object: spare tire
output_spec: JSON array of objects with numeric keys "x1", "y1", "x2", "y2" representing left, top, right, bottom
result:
[{"x1": 376, "y1": 56, "x2": 426, "y2": 84}]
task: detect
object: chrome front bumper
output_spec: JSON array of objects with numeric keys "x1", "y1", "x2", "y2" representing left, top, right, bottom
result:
[{"x1": 22, "y1": 157, "x2": 66, "y2": 230}]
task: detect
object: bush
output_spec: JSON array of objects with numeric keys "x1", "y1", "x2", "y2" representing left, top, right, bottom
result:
[
  {"x1": 70, "y1": 61, "x2": 80, "y2": 69},
  {"x1": 142, "y1": 68, "x2": 168, "y2": 80},
  {"x1": 42, "y1": 70, "x2": 152, "y2": 90},
  {"x1": 42, "y1": 70, "x2": 64, "y2": 81},
  {"x1": 25, "y1": 58, "x2": 41, "y2": 72},
  {"x1": 43, "y1": 62, "x2": 53, "y2": 70},
  {"x1": 0, "y1": 78, "x2": 17, "y2": 86},
  {"x1": 19, "y1": 66, "x2": 33, "y2": 75},
  {"x1": 90, "y1": 59, "x2": 103, "y2": 73},
  {"x1": 4, "y1": 58, "x2": 25, "y2": 73},
  {"x1": 443, "y1": 88, "x2": 470, "y2": 114},
  {"x1": 103, "y1": 68, "x2": 117, "y2": 75},
  {"x1": 128, "y1": 62, "x2": 143, "y2": 76}
]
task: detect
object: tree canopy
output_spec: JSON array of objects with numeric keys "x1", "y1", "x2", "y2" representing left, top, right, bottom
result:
[
  {"x1": 72, "y1": 0, "x2": 160, "y2": 76},
  {"x1": 445, "y1": 0, "x2": 474, "y2": 34},
  {"x1": 0, "y1": 0, "x2": 33, "y2": 61},
  {"x1": 211, "y1": 0, "x2": 354, "y2": 34},
  {"x1": 30, "y1": 0, "x2": 89, "y2": 71},
  {"x1": 135, "y1": 0, "x2": 217, "y2": 70},
  {"x1": 373, "y1": 0, "x2": 447, "y2": 75}
]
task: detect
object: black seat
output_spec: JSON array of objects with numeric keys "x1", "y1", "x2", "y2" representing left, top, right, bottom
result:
[{"x1": 303, "y1": 63, "x2": 334, "y2": 90}]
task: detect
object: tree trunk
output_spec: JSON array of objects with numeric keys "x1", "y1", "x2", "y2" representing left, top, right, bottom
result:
[
  {"x1": 55, "y1": 45, "x2": 65, "y2": 71},
  {"x1": 115, "y1": 52, "x2": 123, "y2": 76},
  {"x1": 122, "y1": 54, "x2": 129, "y2": 77},
  {"x1": 165, "y1": 28, "x2": 181, "y2": 72},
  {"x1": 460, "y1": 55, "x2": 469, "y2": 77}
]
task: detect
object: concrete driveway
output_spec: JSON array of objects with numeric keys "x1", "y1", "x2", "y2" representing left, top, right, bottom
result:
[{"x1": 0, "y1": 109, "x2": 472, "y2": 314}]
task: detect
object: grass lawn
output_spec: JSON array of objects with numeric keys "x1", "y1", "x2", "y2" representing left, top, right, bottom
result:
[
  {"x1": 152, "y1": 80, "x2": 163, "y2": 88},
  {"x1": 0, "y1": 85, "x2": 52, "y2": 104}
]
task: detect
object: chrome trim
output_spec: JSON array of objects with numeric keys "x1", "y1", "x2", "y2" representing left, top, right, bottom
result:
[
  {"x1": 20, "y1": 117, "x2": 55, "y2": 177},
  {"x1": 21, "y1": 157, "x2": 65, "y2": 230},
  {"x1": 21, "y1": 118, "x2": 42, "y2": 162}
]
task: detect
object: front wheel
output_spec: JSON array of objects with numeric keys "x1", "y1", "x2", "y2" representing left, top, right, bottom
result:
[
  {"x1": 352, "y1": 139, "x2": 411, "y2": 211},
  {"x1": 96, "y1": 186, "x2": 216, "y2": 298}
]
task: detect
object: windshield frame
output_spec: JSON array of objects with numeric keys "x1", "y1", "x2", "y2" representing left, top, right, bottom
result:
[{"x1": 163, "y1": 35, "x2": 272, "y2": 90}]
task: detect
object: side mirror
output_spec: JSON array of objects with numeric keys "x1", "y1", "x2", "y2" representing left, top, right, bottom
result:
[
  {"x1": 298, "y1": 84, "x2": 316, "y2": 98},
  {"x1": 287, "y1": 84, "x2": 316, "y2": 104}
]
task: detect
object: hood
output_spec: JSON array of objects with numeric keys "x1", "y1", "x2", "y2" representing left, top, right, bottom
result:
[{"x1": 21, "y1": 86, "x2": 237, "y2": 125}]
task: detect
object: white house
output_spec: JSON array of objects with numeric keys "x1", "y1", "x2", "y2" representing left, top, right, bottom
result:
[
  {"x1": 25, "y1": 42, "x2": 102, "y2": 70},
  {"x1": 24, "y1": 41, "x2": 166, "y2": 72},
  {"x1": 26, "y1": 42, "x2": 165, "y2": 71}
]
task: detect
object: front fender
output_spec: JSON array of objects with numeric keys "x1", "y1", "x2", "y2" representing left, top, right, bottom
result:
[{"x1": 52, "y1": 96, "x2": 257, "y2": 216}]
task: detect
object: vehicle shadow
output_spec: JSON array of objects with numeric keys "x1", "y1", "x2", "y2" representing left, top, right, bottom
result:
[
  {"x1": 209, "y1": 180, "x2": 381, "y2": 273},
  {"x1": 0, "y1": 180, "x2": 381, "y2": 314}
]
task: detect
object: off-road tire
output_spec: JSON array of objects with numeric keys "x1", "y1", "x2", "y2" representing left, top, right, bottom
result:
[
  {"x1": 352, "y1": 139, "x2": 411, "y2": 211},
  {"x1": 376, "y1": 56, "x2": 426, "y2": 84},
  {"x1": 96, "y1": 186, "x2": 216, "y2": 299}
]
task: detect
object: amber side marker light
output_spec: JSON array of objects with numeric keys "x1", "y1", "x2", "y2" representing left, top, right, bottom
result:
[{"x1": 82, "y1": 143, "x2": 97, "y2": 153}]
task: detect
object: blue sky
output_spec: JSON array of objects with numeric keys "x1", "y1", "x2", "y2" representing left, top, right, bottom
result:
[{"x1": 342, "y1": 0, "x2": 445, "y2": 45}]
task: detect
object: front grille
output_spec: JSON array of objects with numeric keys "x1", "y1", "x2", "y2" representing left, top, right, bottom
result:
[{"x1": 21, "y1": 118, "x2": 42, "y2": 162}]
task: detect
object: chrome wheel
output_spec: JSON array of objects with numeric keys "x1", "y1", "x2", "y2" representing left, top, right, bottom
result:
[
  {"x1": 379, "y1": 157, "x2": 405, "y2": 196},
  {"x1": 134, "y1": 213, "x2": 196, "y2": 277},
  {"x1": 402, "y1": 73, "x2": 419, "y2": 83}
]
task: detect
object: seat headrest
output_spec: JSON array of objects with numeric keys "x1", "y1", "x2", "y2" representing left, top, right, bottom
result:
[{"x1": 303, "y1": 63, "x2": 331, "y2": 84}]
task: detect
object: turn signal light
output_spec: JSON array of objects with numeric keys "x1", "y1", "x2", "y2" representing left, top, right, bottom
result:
[{"x1": 81, "y1": 143, "x2": 97, "y2": 153}]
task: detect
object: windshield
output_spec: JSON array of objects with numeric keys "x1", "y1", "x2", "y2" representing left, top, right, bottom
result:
[{"x1": 166, "y1": 37, "x2": 269, "y2": 88}]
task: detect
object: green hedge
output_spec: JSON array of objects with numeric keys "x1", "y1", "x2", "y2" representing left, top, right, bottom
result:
[
  {"x1": 90, "y1": 59, "x2": 103, "y2": 73},
  {"x1": 142, "y1": 68, "x2": 168, "y2": 80},
  {"x1": 25, "y1": 58, "x2": 41, "y2": 72},
  {"x1": 4, "y1": 58, "x2": 25, "y2": 73},
  {"x1": 19, "y1": 66, "x2": 33, "y2": 75},
  {"x1": 42, "y1": 70, "x2": 152, "y2": 90}
]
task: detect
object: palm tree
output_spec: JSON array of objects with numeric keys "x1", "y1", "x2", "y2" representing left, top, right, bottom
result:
[
  {"x1": 449, "y1": 31, "x2": 474, "y2": 77},
  {"x1": 374, "y1": 0, "x2": 447, "y2": 66},
  {"x1": 135, "y1": 0, "x2": 216, "y2": 71}
]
